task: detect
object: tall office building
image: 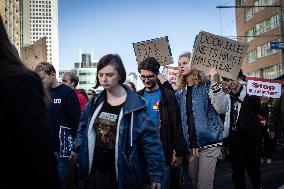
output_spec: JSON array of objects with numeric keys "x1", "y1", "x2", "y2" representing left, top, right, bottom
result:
[
  {"x1": 29, "y1": 0, "x2": 59, "y2": 72},
  {"x1": 71, "y1": 53, "x2": 98, "y2": 91},
  {"x1": 0, "y1": 0, "x2": 20, "y2": 50},
  {"x1": 235, "y1": 0, "x2": 283, "y2": 79},
  {"x1": 19, "y1": 0, "x2": 30, "y2": 48}
]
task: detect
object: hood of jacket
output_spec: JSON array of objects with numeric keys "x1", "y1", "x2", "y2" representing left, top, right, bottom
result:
[{"x1": 94, "y1": 85, "x2": 147, "y2": 114}]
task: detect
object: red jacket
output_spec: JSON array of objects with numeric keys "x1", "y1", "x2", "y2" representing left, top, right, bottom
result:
[{"x1": 75, "y1": 89, "x2": 88, "y2": 113}]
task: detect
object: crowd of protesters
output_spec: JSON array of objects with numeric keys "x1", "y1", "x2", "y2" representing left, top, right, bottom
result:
[{"x1": 1, "y1": 14, "x2": 283, "y2": 189}]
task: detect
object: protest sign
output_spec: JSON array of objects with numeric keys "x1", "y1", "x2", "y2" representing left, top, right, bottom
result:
[
  {"x1": 246, "y1": 77, "x2": 282, "y2": 98},
  {"x1": 191, "y1": 31, "x2": 248, "y2": 80},
  {"x1": 133, "y1": 36, "x2": 172, "y2": 66},
  {"x1": 162, "y1": 65, "x2": 179, "y2": 87},
  {"x1": 20, "y1": 37, "x2": 47, "y2": 70}
]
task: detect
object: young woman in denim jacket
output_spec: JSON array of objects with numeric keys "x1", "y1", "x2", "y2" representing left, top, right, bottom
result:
[
  {"x1": 74, "y1": 54, "x2": 164, "y2": 189},
  {"x1": 175, "y1": 53, "x2": 229, "y2": 189}
]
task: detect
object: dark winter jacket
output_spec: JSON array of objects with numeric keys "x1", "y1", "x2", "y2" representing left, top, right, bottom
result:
[
  {"x1": 224, "y1": 85, "x2": 269, "y2": 144},
  {"x1": 137, "y1": 85, "x2": 187, "y2": 165},
  {"x1": 0, "y1": 71, "x2": 60, "y2": 189}
]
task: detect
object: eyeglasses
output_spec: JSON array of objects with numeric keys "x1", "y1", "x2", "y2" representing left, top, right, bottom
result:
[
  {"x1": 139, "y1": 75, "x2": 156, "y2": 81},
  {"x1": 87, "y1": 93, "x2": 93, "y2": 96}
]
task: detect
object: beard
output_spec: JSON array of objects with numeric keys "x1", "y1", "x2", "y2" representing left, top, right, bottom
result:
[{"x1": 144, "y1": 80, "x2": 158, "y2": 91}]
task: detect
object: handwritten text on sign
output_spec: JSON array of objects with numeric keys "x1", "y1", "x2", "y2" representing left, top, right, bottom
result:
[
  {"x1": 133, "y1": 36, "x2": 172, "y2": 66},
  {"x1": 191, "y1": 31, "x2": 248, "y2": 80},
  {"x1": 246, "y1": 77, "x2": 282, "y2": 98}
]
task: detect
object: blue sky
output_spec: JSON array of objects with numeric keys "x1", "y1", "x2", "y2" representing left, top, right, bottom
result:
[{"x1": 58, "y1": 0, "x2": 236, "y2": 74}]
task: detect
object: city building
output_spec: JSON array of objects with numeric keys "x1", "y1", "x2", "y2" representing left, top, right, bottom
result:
[
  {"x1": 235, "y1": 0, "x2": 283, "y2": 79},
  {"x1": 19, "y1": 0, "x2": 30, "y2": 48},
  {"x1": 77, "y1": 67, "x2": 97, "y2": 91},
  {"x1": 29, "y1": 0, "x2": 59, "y2": 72},
  {"x1": 0, "y1": 0, "x2": 20, "y2": 50},
  {"x1": 74, "y1": 53, "x2": 98, "y2": 69}
]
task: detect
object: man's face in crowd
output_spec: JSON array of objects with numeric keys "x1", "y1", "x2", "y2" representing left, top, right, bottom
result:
[
  {"x1": 140, "y1": 69, "x2": 158, "y2": 91},
  {"x1": 62, "y1": 75, "x2": 74, "y2": 89},
  {"x1": 226, "y1": 79, "x2": 240, "y2": 91},
  {"x1": 37, "y1": 70, "x2": 55, "y2": 90}
]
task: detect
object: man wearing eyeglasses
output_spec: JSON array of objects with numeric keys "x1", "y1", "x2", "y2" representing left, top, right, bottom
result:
[{"x1": 137, "y1": 57, "x2": 187, "y2": 189}]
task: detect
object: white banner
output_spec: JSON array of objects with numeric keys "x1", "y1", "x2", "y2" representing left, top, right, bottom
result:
[{"x1": 246, "y1": 77, "x2": 282, "y2": 98}]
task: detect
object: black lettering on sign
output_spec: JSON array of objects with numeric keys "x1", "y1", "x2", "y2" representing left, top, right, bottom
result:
[{"x1": 196, "y1": 44, "x2": 207, "y2": 55}]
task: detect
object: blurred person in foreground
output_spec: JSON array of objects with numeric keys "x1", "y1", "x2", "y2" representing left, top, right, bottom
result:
[{"x1": 0, "y1": 16, "x2": 59, "y2": 189}]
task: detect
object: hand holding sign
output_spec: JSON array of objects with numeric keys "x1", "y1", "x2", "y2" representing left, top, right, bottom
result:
[{"x1": 207, "y1": 68, "x2": 219, "y2": 86}]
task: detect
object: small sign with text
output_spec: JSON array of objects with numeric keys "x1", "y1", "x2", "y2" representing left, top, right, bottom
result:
[{"x1": 246, "y1": 77, "x2": 282, "y2": 99}]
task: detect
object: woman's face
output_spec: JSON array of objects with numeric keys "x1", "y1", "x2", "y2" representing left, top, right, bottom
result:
[
  {"x1": 178, "y1": 57, "x2": 191, "y2": 76},
  {"x1": 98, "y1": 65, "x2": 120, "y2": 90}
]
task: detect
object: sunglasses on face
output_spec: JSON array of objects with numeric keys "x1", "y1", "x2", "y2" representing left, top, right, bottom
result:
[
  {"x1": 87, "y1": 93, "x2": 93, "y2": 96},
  {"x1": 139, "y1": 75, "x2": 156, "y2": 81}
]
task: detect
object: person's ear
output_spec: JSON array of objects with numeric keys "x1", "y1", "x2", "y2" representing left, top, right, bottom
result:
[{"x1": 50, "y1": 72, "x2": 56, "y2": 79}]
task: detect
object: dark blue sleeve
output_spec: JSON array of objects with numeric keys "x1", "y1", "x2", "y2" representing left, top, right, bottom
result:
[
  {"x1": 65, "y1": 89, "x2": 81, "y2": 137},
  {"x1": 139, "y1": 112, "x2": 165, "y2": 184}
]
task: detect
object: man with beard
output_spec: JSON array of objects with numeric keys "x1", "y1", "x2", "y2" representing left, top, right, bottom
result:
[{"x1": 137, "y1": 57, "x2": 187, "y2": 189}]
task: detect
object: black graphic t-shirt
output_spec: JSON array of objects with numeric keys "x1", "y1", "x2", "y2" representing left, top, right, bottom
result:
[{"x1": 92, "y1": 101, "x2": 124, "y2": 172}]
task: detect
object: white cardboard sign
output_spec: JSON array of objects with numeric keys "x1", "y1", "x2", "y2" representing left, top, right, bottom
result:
[
  {"x1": 191, "y1": 31, "x2": 248, "y2": 80},
  {"x1": 246, "y1": 77, "x2": 282, "y2": 98}
]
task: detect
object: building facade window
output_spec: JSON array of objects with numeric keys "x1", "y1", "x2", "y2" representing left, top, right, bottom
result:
[
  {"x1": 247, "y1": 49, "x2": 257, "y2": 63},
  {"x1": 247, "y1": 39, "x2": 279, "y2": 63},
  {"x1": 246, "y1": 14, "x2": 279, "y2": 42},
  {"x1": 245, "y1": 0, "x2": 278, "y2": 22},
  {"x1": 263, "y1": 65, "x2": 277, "y2": 79}
]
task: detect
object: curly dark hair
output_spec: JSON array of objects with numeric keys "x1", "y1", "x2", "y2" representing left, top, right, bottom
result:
[{"x1": 138, "y1": 57, "x2": 160, "y2": 74}]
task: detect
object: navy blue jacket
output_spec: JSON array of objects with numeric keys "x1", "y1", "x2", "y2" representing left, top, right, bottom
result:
[{"x1": 75, "y1": 86, "x2": 165, "y2": 188}]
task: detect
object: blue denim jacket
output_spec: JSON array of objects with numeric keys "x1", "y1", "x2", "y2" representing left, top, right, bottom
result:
[
  {"x1": 75, "y1": 86, "x2": 165, "y2": 189},
  {"x1": 175, "y1": 80, "x2": 229, "y2": 149}
]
